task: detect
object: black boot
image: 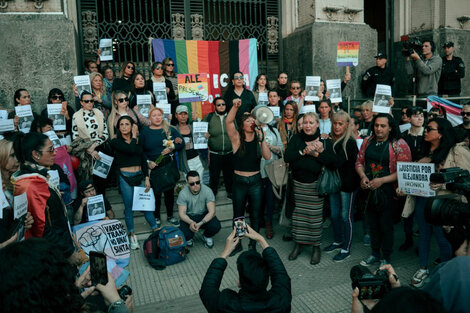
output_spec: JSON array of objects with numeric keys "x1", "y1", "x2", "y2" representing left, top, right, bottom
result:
[
  {"x1": 288, "y1": 243, "x2": 302, "y2": 260},
  {"x1": 399, "y1": 237, "x2": 413, "y2": 251},
  {"x1": 311, "y1": 246, "x2": 321, "y2": 265}
]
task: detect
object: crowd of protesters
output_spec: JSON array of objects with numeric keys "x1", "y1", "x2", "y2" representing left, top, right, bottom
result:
[{"x1": 0, "y1": 40, "x2": 469, "y2": 313}]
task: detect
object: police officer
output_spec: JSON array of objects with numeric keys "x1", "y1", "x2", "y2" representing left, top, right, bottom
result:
[
  {"x1": 361, "y1": 52, "x2": 394, "y2": 98},
  {"x1": 438, "y1": 42, "x2": 465, "y2": 96}
]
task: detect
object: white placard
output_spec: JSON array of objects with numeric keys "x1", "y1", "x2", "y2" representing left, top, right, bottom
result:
[
  {"x1": 0, "y1": 119, "x2": 15, "y2": 133},
  {"x1": 299, "y1": 105, "x2": 316, "y2": 114},
  {"x1": 305, "y1": 76, "x2": 321, "y2": 101},
  {"x1": 44, "y1": 130, "x2": 63, "y2": 149},
  {"x1": 326, "y1": 79, "x2": 342, "y2": 103},
  {"x1": 74, "y1": 75, "x2": 92, "y2": 95},
  {"x1": 258, "y1": 92, "x2": 268, "y2": 106},
  {"x1": 59, "y1": 135, "x2": 72, "y2": 147},
  {"x1": 47, "y1": 170, "x2": 60, "y2": 187},
  {"x1": 193, "y1": 121, "x2": 209, "y2": 149},
  {"x1": 0, "y1": 110, "x2": 8, "y2": 120},
  {"x1": 15, "y1": 105, "x2": 34, "y2": 133},
  {"x1": 13, "y1": 192, "x2": 28, "y2": 219},
  {"x1": 99, "y1": 38, "x2": 113, "y2": 61},
  {"x1": 268, "y1": 106, "x2": 280, "y2": 118},
  {"x1": 397, "y1": 162, "x2": 436, "y2": 197},
  {"x1": 399, "y1": 123, "x2": 412, "y2": 133},
  {"x1": 47, "y1": 103, "x2": 66, "y2": 131},
  {"x1": 87, "y1": 194, "x2": 106, "y2": 221},
  {"x1": 0, "y1": 173, "x2": 9, "y2": 212},
  {"x1": 132, "y1": 187, "x2": 156, "y2": 211},
  {"x1": 136, "y1": 94, "x2": 152, "y2": 117},
  {"x1": 93, "y1": 152, "x2": 114, "y2": 179},
  {"x1": 153, "y1": 82, "x2": 168, "y2": 104},
  {"x1": 156, "y1": 102, "x2": 171, "y2": 119},
  {"x1": 373, "y1": 84, "x2": 392, "y2": 114}
]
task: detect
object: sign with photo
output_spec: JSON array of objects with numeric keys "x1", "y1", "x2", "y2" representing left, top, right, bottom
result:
[
  {"x1": 153, "y1": 82, "x2": 168, "y2": 104},
  {"x1": 326, "y1": 79, "x2": 342, "y2": 103},
  {"x1": 305, "y1": 76, "x2": 321, "y2": 102},
  {"x1": 373, "y1": 84, "x2": 392, "y2": 114},
  {"x1": 44, "y1": 130, "x2": 63, "y2": 149},
  {"x1": 99, "y1": 38, "x2": 113, "y2": 61},
  {"x1": 193, "y1": 122, "x2": 209, "y2": 149},
  {"x1": 74, "y1": 75, "x2": 92, "y2": 95},
  {"x1": 258, "y1": 92, "x2": 268, "y2": 106},
  {"x1": 47, "y1": 103, "x2": 66, "y2": 131},
  {"x1": 15, "y1": 105, "x2": 34, "y2": 134},
  {"x1": 93, "y1": 152, "x2": 114, "y2": 179},
  {"x1": 136, "y1": 94, "x2": 152, "y2": 118},
  {"x1": 87, "y1": 194, "x2": 106, "y2": 221}
]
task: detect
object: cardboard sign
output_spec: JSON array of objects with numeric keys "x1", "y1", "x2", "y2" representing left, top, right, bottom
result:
[
  {"x1": 178, "y1": 73, "x2": 210, "y2": 102},
  {"x1": 397, "y1": 162, "x2": 436, "y2": 197},
  {"x1": 337, "y1": 41, "x2": 360, "y2": 66}
]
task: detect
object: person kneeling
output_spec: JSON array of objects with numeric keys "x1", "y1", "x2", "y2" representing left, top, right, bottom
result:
[{"x1": 178, "y1": 171, "x2": 221, "y2": 248}]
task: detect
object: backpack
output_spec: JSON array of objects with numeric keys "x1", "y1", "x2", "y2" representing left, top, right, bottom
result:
[
  {"x1": 158, "y1": 226, "x2": 187, "y2": 266},
  {"x1": 143, "y1": 230, "x2": 166, "y2": 270}
]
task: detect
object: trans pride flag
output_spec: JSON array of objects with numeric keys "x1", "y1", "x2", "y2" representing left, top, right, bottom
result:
[
  {"x1": 427, "y1": 95, "x2": 463, "y2": 126},
  {"x1": 151, "y1": 38, "x2": 258, "y2": 103}
]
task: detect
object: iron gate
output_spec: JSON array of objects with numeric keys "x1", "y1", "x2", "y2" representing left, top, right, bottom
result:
[{"x1": 78, "y1": 0, "x2": 281, "y2": 79}]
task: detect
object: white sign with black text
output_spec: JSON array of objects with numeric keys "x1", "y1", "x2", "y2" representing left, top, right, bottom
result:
[
  {"x1": 132, "y1": 187, "x2": 156, "y2": 211},
  {"x1": 397, "y1": 162, "x2": 435, "y2": 197},
  {"x1": 15, "y1": 105, "x2": 34, "y2": 134},
  {"x1": 87, "y1": 194, "x2": 106, "y2": 221},
  {"x1": 13, "y1": 192, "x2": 28, "y2": 220}
]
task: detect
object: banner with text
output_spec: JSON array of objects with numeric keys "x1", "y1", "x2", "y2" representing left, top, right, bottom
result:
[{"x1": 397, "y1": 162, "x2": 435, "y2": 197}]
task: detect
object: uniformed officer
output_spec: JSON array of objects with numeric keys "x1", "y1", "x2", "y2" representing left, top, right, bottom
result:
[
  {"x1": 361, "y1": 52, "x2": 394, "y2": 98},
  {"x1": 438, "y1": 42, "x2": 465, "y2": 96}
]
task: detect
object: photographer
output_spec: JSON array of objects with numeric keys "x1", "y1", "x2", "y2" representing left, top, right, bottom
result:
[{"x1": 405, "y1": 40, "x2": 442, "y2": 99}]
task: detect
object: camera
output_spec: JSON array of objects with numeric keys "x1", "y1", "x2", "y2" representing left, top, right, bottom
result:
[
  {"x1": 350, "y1": 265, "x2": 391, "y2": 300},
  {"x1": 401, "y1": 37, "x2": 423, "y2": 57},
  {"x1": 118, "y1": 285, "x2": 133, "y2": 300}
]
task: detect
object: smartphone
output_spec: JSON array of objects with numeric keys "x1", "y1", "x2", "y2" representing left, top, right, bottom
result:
[
  {"x1": 233, "y1": 216, "x2": 248, "y2": 237},
  {"x1": 90, "y1": 251, "x2": 108, "y2": 286}
]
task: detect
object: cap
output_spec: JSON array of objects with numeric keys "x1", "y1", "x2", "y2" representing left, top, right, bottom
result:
[
  {"x1": 78, "y1": 180, "x2": 94, "y2": 193},
  {"x1": 175, "y1": 105, "x2": 189, "y2": 114},
  {"x1": 374, "y1": 52, "x2": 387, "y2": 59},
  {"x1": 443, "y1": 41, "x2": 454, "y2": 48}
]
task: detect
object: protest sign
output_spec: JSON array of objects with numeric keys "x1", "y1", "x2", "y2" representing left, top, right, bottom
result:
[
  {"x1": 93, "y1": 152, "x2": 114, "y2": 179},
  {"x1": 373, "y1": 84, "x2": 392, "y2": 114},
  {"x1": 132, "y1": 187, "x2": 156, "y2": 211},
  {"x1": 399, "y1": 123, "x2": 412, "y2": 133},
  {"x1": 397, "y1": 162, "x2": 436, "y2": 197},
  {"x1": 153, "y1": 82, "x2": 168, "y2": 104},
  {"x1": 136, "y1": 94, "x2": 152, "y2": 117},
  {"x1": 326, "y1": 79, "x2": 342, "y2": 103},
  {"x1": 0, "y1": 110, "x2": 8, "y2": 120},
  {"x1": 13, "y1": 192, "x2": 28, "y2": 219},
  {"x1": 47, "y1": 170, "x2": 60, "y2": 188},
  {"x1": 74, "y1": 75, "x2": 92, "y2": 95},
  {"x1": 178, "y1": 73, "x2": 210, "y2": 103},
  {"x1": 99, "y1": 38, "x2": 113, "y2": 61},
  {"x1": 87, "y1": 194, "x2": 106, "y2": 221},
  {"x1": 193, "y1": 122, "x2": 209, "y2": 149},
  {"x1": 305, "y1": 76, "x2": 321, "y2": 101},
  {"x1": 47, "y1": 104, "x2": 66, "y2": 131},
  {"x1": 0, "y1": 119, "x2": 15, "y2": 134},
  {"x1": 0, "y1": 174, "x2": 9, "y2": 213},
  {"x1": 258, "y1": 92, "x2": 268, "y2": 106},
  {"x1": 156, "y1": 102, "x2": 171, "y2": 120},
  {"x1": 337, "y1": 41, "x2": 360, "y2": 66},
  {"x1": 44, "y1": 130, "x2": 63, "y2": 149},
  {"x1": 15, "y1": 105, "x2": 34, "y2": 133},
  {"x1": 268, "y1": 106, "x2": 280, "y2": 118},
  {"x1": 59, "y1": 135, "x2": 72, "y2": 147},
  {"x1": 299, "y1": 105, "x2": 316, "y2": 114}
]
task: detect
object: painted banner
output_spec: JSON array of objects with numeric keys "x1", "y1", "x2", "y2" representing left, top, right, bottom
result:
[
  {"x1": 152, "y1": 38, "x2": 258, "y2": 117},
  {"x1": 337, "y1": 41, "x2": 360, "y2": 66},
  {"x1": 397, "y1": 162, "x2": 436, "y2": 197},
  {"x1": 178, "y1": 73, "x2": 210, "y2": 103}
]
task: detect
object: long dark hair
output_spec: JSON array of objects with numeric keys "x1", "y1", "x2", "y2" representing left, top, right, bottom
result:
[
  {"x1": 425, "y1": 118, "x2": 456, "y2": 166},
  {"x1": 13, "y1": 88, "x2": 28, "y2": 106},
  {"x1": 253, "y1": 73, "x2": 268, "y2": 92},
  {"x1": 14, "y1": 132, "x2": 49, "y2": 164},
  {"x1": 237, "y1": 113, "x2": 259, "y2": 156},
  {"x1": 47, "y1": 88, "x2": 65, "y2": 103},
  {"x1": 115, "y1": 115, "x2": 135, "y2": 140},
  {"x1": 370, "y1": 113, "x2": 400, "y2": 142}
]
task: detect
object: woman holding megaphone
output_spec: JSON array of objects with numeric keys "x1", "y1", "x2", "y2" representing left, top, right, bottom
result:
[{"x1": 226, "y1": 98, "x2": 271, "y2": 255}]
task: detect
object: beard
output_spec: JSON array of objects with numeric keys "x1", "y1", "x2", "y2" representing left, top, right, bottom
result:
[{"x1": 216, "y1": 108, "x2": 226, "y2": 115}]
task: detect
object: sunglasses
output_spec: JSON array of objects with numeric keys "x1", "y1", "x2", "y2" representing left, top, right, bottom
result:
[
  {"x1": 52, "y1": 95, "x2": 63, "y2": 101},
  {"x1": 118, "y1": 97, "x2": 129, "y2": 103},
  {"x1": 291, "y1": 86, "x2": 301, "y2": 90},
  {"x1": 401, "y1": 111, "x2": 407, "y2": 115},
  {"x1": 82, "y1": 99, "x2": 93, "y2": 104},
  {"x1": 189, "y1": 180, "x2": 200, "y2": 186},
  {"x1": 234, "y1": 75, "x2": 244, "y2": 80},
  {"x1": 167, "y1": 63, "x2": 175, "y2": 66},
  {"x1": 41, "y1": 146, "x2": 56, "y2": 153},
  {"x1": 461, "y1": 112, "x2": 470, "y2": 117},
  {"x1": 216, "y1": 103, "x2": 226, "y2": 107},
  {"x1": 126, "y1": 65, "x2": 135, "y2": 70},
  {"x1": 425, "y1": 126, "x2": 438, "y2": 132},
  {"x1": 156, "y1": 66, "x2": 163, "y2": 70}
]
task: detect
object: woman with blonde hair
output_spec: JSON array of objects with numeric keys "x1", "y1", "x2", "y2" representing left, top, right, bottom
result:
[
  {"x1": 107, "y1": 90, "x2": 151, "y2": 139},
  {"x1": 139, "y1": 107, "x2": 184, "y2": 228},
  {"x1": 321, "y1": 111, "x2": 360, "y2": 262}
]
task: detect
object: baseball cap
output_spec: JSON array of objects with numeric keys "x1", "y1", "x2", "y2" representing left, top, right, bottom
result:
[
  {"x1": 374, "y1": 52, "x2": 387, "y2": 59},
  {"x1": 176, "y1": 105, "x2": 189, "y2": 114},
  {"x1": 443, "y1": 41, "x2": 454, "y2": 48}
]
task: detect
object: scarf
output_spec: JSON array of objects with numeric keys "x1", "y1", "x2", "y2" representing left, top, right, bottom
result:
[
  {"x1": 300, "y1": 128, "x2": 320, "y2": 142},
  {"x1": 284, "y1": 118, "x2": 294, "y2": 124}
]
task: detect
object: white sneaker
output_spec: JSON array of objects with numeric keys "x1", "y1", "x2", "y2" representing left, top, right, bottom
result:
[
  {"x1": 130, "y1": 234, "x2": 139, "y2": 250},
  {"x1": 186, "y1": 239, "x2": 194, "y2": 247},
  {"x1": 411, "y1": 268, "x2": 429, "y2": 288},
  {"x1": 202, "y1": 235, "x2": 214, "y2": 249}
]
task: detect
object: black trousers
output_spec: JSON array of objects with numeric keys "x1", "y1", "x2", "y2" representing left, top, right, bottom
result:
[
  {"x1": 208, "y1": 152, "x2": 233, "y2": 196},
  {"x1": 368, "y1": 201, "x2": 394, "y2": 261}
]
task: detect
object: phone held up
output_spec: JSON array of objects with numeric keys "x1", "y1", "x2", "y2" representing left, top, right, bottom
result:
[
  {"x1": 234, "y1": 216, "x2": 248, "y2": 237},
  {"x1": 90, "y1": 251, "x2": 108, "y2": 286}
]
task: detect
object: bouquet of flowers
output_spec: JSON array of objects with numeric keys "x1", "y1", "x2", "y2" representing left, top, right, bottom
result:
[
  {"x1": 364, "y1": 163, "x2": 384, "y2": 210},
  {"x1": 155, "y1": 135, "x2": 174, "y2": 165}
]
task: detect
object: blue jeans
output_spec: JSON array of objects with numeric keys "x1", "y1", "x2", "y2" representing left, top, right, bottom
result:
[
  {"x1": 329, "y1": 190, "x2": 357, "y2": 252},
  {"x1": 232, "y1": 173, "x2": 262, "y2": 234},
  {"x1": 415, "y1": 196, "x2": 452, "y2": 268},
  {"x1": 119, "y1": 170, "x2": 157, "y2": 233},
  {"x1": 179, "y1": 213, "x2": 221, "y2": 240}
]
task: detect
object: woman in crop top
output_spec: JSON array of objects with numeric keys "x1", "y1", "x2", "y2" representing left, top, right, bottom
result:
[
  {"x1": 226, "y1": 98, "x2": 271, "y2": 254},
  {"x1": 110, "y1": 116, "x2": 158, "y2": 249}
]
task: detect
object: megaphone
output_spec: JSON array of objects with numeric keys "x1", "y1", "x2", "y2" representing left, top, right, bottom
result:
[{"x1": 253, "y1": 105, "x2": 274, "y2": 126}]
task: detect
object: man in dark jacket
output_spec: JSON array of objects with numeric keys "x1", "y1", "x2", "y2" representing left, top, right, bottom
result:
[
  {"x1": 438, "y1": 41, "x2": 465, "y2": 96},
  {"x1": 200, "y1": 225, "x2": 291, "y2": 313},
  {"x1": 361, "y1": 53, "x2": 394, "y2": 98}
]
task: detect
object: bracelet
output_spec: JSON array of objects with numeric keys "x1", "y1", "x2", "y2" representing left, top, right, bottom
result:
[{"x1": 108, "y1": 299, "x2": 125, "y2": 313}]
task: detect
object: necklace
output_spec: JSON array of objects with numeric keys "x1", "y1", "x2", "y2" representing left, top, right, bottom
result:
[{"x1": 375, "y1": 140, "x2": 386, "y2": 147}]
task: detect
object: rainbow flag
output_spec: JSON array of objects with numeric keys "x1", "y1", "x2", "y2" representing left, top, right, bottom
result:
[
  {"x1": 152, "y1": 38, "x2": 258, "y2": 117},
  {"x1": 337, "y1": 41, "x2": 360, "y2": 66}
]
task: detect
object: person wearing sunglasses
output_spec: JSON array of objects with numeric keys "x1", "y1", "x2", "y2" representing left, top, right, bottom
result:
[
  {"x1": 455, "y1": 104, "x2": 470, "y2": 141},
  {"x1": 12, "y1": 132, "x2": 82, "y2": 266},
  {"x1": 107, "y1": 90, "x2": 150, "y2": 139},
  {"x1": 112, "y1": 61, "x2": 136, "y2": 93},
  {"x1": 223, "y1": 71, "x2": 257, "y2": 123},
  {"x1": 162, "y1": 57, "x2": 178, "y2": 96},
  {"x1": 40, "y1": 88, "x2": 75, "y2": 141},
  {"x1": 177, "y1": 170, "x2": 221, "y2": 248},
  {"x1": 283, "y1": 80, "x2": 305, "y2": 108},
  {"x1": 71, "y1": 90, "x2": 109, "y2": 196},
  {"x1": 145, "y1": 62, "x2": 176, "y2": 122}
]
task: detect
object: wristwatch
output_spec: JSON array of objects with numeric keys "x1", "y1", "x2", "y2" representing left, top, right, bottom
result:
[{"x1": 108, "y1": 299, "x2": 125, "y2": 313}]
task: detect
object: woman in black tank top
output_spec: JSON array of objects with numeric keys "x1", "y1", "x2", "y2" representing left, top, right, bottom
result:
[{"x1": 226, "y1": 98, "x2": 271, "y2": 254}]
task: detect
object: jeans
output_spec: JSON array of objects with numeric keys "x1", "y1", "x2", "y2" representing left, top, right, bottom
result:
[
  {"x1": 415, "y1": 196, "x2": 452, "y2": 268},
  {"x1": 119, "y1": 170, "x2": 157, "y2": 232},
  {"x1": 209, "y1": 152, "x2": 233, "y2": 196},
  {"x1": 329, "y1": 190, "x2": 357, "y2": 252},
  {"x1": 179, "y1": 213, "x2": 221, "y2": 240},
  {"x1": 262, "y1": 177, "x2": 275, "y2": 223},
  {"x1": 232, "y1": 173, "x2": 262, "y2": 235}
]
